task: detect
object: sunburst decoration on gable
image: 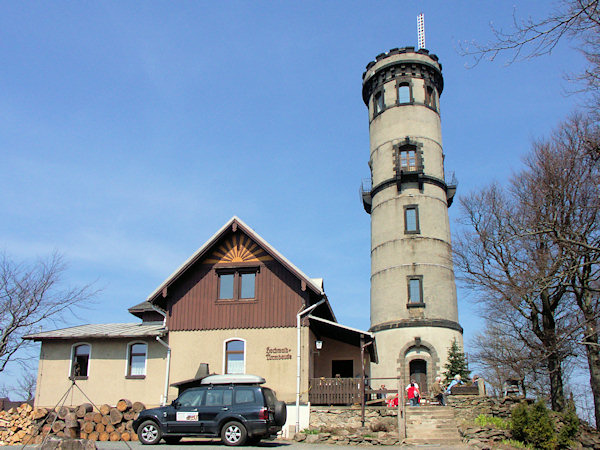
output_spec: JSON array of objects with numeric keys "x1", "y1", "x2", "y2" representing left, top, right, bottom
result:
[{"x1": 204, "y1": 234, "x2": 273, "y2": 264}]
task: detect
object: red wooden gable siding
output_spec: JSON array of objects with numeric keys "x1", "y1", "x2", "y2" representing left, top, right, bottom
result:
[{"x1": 166, "y1": 232, "x2": 311, "y2": 331}]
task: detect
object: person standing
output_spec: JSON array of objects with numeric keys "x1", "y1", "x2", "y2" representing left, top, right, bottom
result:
[{"x1": 406, "y1": 380, "x2": 420, "y2": 406}]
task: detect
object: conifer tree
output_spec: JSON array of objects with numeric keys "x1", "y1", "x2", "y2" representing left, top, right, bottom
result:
[{"x1": 443, "y1": 338, "x2": 471, "y2": 381}]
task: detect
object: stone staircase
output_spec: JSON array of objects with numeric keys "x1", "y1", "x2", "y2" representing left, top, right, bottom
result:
[{"x1": 404, "y1": 405, "x2": 464, "y2": 445}]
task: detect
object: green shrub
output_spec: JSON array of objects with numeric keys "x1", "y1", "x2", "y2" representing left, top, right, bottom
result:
[
  {"x1": 511, "y1": 402, "x2": 530, "y2": 442},
  {"x1": 475, "y1": 414, "x2": 510, "y2": 429},
  {"x1": 511, "y1": 400, "x2": 557, "y2": 449},
  {"x1": 301, "y1": 428, "x2": 320, "y2": 434},
  {"x1": 557, "y1": 399, "x2": 579, "y2": 448},
  {"x1": 526, "y1": 400, "x2": 557, "y2": 450}
]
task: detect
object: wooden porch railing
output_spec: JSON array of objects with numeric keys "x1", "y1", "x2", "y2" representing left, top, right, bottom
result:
[{"x1": 309, "y1": 378, "x2": 361, "y2": 405}]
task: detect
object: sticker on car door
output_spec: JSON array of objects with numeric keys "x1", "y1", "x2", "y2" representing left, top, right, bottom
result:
[{"x1": 176, "y1": 412, "x2": 199, "y2": 421}]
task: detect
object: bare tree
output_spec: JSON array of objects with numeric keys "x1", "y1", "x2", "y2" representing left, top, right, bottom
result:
[
  {"x1": 454, "y1": 183, "x2": 572, "y2": 411},
  {"x1": 461, "y1": 0, "x2": 600, "y2": 104},
  {"x1": 0, "y1": 251, "x2": 96, "y2": 373},
  {"x1": 456, "y1": 113, "x2": 600, "y2": 424},
  {"x1": 17, "y1": 371, "x2": 36, "y2": 402},
  {"x1": 517, "y1": 114, "x2": 600, "y2": 427}
]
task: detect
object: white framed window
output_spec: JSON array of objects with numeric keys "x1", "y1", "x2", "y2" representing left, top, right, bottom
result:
[
  {"x1": 126, "y1": 342, "x2": 147, "y2": 378},
  {"x1": 70, "y1": 343, "x2": 91, "y2": 379},
  {"x1": 223, "y1": 338, "x2": 246, "y2": 374}
]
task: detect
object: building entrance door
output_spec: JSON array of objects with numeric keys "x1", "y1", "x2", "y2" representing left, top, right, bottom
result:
[{"x1": 409, "y1": 359, "x2": 427, "y2": 394}]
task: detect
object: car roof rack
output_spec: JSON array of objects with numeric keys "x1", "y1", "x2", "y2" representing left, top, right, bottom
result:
[{"x1": 200, "y1": 374, "x2": 266, "y2": 385}]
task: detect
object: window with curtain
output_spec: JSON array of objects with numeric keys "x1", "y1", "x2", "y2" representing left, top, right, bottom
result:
[
  {"x1": 128, "y1": 343, "x2": 147, "y2": 377},
  {"x1": 225, "y1": 340, "x2": 245, "y2": 374}
]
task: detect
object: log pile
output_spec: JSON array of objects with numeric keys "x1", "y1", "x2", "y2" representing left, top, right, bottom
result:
[{"x1": 0, "y1": 399, "x2": 146, "y2": 445}]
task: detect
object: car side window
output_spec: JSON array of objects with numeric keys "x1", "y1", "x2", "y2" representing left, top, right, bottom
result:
[
  {"x1": 177, "y1": 389, "x2": 204, "y2": 407},
  {"x1": 205, "y1": 389, "x2": 224, "y2": 406},
  {"x1": 234, "y1": 389, "x2": 257, "y2": 405}
]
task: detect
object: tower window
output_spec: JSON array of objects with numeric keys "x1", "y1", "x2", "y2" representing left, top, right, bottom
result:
[
  {"x1": 407, "y1": 276, "x2": 424, "y2": 304},
  {"x1": 399, "y1": 148, "x2": 419, "y2": 172},
  {"x1": 404, "y1": 205, "x2": 420, "y2": 233},
  {"x1": 425, "y1": 86, "x2": 437, "y2": 110},
  {"x1": 398, "y1": 84, "x2": 411, "y2": 104},
  {"x1": 373, "y1": 90, "x2": 384, "y2": 115}
]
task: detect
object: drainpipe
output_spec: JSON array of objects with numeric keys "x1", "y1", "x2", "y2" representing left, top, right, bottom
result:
[
  {"x1": 296, "y1": 298, "x2": 326, "y2": 433},
  {"x1": 151, "y1": 305, "x2": 170, "y2": 406},
  {"x1": 156, "y1": 336, "x2": 171, "y2": 406}
]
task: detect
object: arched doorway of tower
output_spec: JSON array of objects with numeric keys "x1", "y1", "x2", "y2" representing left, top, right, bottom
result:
[
  {"x1": 409, "y1": 359, "x2": 427, "y2": 394},
  {"x1": 399, "y1": 338, "x2": 441, "y2": 396}
]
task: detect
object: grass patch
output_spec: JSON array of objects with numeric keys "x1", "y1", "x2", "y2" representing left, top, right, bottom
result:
[
  {"x1": 475, "y1": 414, "x2": 511, "y2": 429},
  {"x1": 301, "y1": 428, "x2": 320, "y2": 434},
  {"x1": 500, "y1": 438, "x2": 534, "y2": 448}
]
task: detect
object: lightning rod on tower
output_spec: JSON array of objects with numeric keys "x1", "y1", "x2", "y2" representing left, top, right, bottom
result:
[{"x1": 417, "y1": 13, "x2": 426, "y2": 50}]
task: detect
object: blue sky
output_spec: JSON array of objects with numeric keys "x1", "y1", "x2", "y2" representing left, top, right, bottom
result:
[{"x1": 0, "y1": 2, "x2": 587, "y2": 385}]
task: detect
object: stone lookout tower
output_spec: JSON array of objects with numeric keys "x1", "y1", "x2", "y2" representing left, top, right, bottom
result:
[{"x1": 360, "y1": 47, "x2": 463, "y2": 391}]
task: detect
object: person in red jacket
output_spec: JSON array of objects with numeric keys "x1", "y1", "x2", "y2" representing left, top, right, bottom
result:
[{"x1": 405, "y1": 380, "x2": 420, "y2": 406}]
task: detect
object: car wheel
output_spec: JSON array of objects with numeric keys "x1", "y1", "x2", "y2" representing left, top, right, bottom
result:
[
  {"x1": 274, "y1": 401, "x2": 287, "y2": 426},
  {"x1": 221, "y1": 421, "x2": 247, "y2": 446},
  {"x1": 164, "y1": 436, "x2": 182, "y2": 444},
  {"x1": 138, "y1": 420, "x2": 162, "y2": 445}
]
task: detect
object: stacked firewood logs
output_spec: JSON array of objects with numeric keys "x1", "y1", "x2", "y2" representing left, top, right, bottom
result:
[
  {"x1": 0, "y1": 400, "x2": 146, "y2": 445},
  {"x1": 0, "y1": 403, "x2": 36, "y2": 445}
]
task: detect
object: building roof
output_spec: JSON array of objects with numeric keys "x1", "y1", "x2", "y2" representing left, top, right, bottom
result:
[
  {"x1": 307, "y1": 315, "x2": 378, "y2": 363},
  {"x1": 23, "y1": 322, "x2": 166, "y2": 341},
  {"x1": 146, "y1": 216, "x2": 336, "y2": 321}
]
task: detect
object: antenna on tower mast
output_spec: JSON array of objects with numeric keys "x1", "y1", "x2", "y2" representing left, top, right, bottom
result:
[{"x1": 417, "y1": 13, "x2": 426, "y2": 50}]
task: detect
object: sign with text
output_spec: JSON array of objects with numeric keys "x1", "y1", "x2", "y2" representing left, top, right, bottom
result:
[{"x1": 266, "y1": 346, "x2": 292, "y2": 360}]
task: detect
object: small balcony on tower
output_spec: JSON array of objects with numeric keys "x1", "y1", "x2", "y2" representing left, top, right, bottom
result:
[
  {"x1": 359, "y1": 171, "x2": 458, "y2": 214},
  {"x1": 360, "y1": 178, "x2": 372, "y2": 214}
]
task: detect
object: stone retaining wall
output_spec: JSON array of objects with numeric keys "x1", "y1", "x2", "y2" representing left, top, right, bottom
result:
[
  {"x1": 297, "y1": 406, "x2": 400, "y2": 445},
  {"x1": 310, "y1": 406, "x2": 397, "y2": 432}
]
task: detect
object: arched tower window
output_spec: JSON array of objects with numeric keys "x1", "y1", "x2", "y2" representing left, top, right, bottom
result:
[
  {"x1": 71, "y1": 343, "x2": 90, "y2": 379},
  {"x1": 398, "y1": 84, "x2": 411, "y2": 104},
  {"x1": 225, "y1": 339, "x2": 245, "y2": 374}
]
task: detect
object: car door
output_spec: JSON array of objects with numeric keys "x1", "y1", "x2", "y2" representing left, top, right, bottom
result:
[
  {"x1": 167, "y1": 388, "x2": 205, "y2": 434},
  {"x1": 198, "y1": 386, "x2": 233, "y2": 434}
]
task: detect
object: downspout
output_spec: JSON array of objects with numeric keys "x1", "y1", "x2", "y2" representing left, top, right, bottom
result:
[
  {"x1": 296, "y1": 298, "x2": 326, "y2": 433},
  {"x1": 152, "y1": 305, "x2": 171, "y2": 406},
  {"x1": 156, "y1": 336, "x2": 171, "y2": 406}
]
